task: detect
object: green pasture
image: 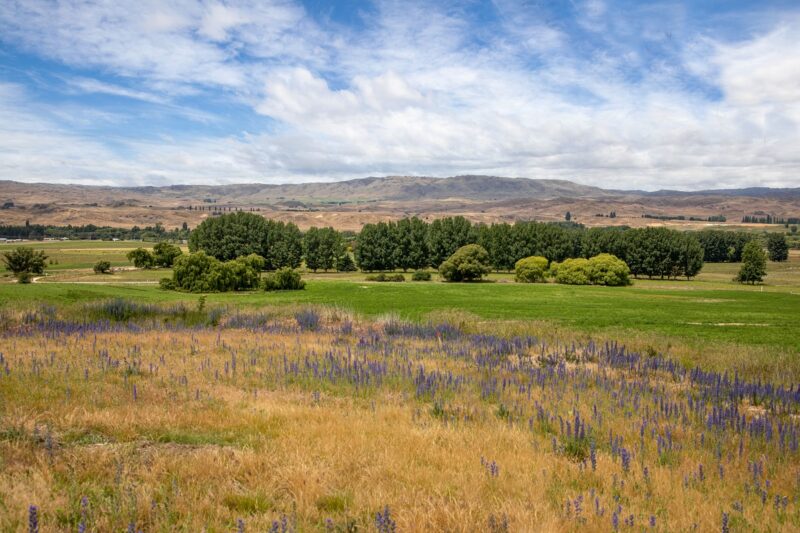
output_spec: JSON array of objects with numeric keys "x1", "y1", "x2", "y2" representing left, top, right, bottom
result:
[{"x1": 1, "y1": 241, "x2": 798, "y2": 371}]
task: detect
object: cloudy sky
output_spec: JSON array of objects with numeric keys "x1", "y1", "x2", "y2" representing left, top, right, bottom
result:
[{"x1": 0, "y1": 0, "x2": 798, "y2": 190}]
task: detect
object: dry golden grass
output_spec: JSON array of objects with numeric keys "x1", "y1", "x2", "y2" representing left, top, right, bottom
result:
[{"x1": 0, "y1": 308, "x2": 798, "y2": 531}]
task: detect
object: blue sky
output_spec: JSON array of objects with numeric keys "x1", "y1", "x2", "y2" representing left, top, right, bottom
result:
[{"x1": 0, "y1": 0, "x2": 798, "y2": 189}]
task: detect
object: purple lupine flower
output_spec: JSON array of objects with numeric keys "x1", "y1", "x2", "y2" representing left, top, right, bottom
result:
[
  {"x1": 28, "y1": 505, "x2": 39, "y2": 533},
  {"x1": 721, "y1": 512, "x2": 729, "y2": 533},
  {"x1": 237, "y1": 518, "x2": 245, "y2": 533},
  {"x1": 375, "y1": 506, "x2": 397, "y2": 533},
  {"x1": 620, "y1": 448, "x2": 630, "y2": 473},
  {"x1": 649, "y1": 515, "x2": 656, "y2": 528}
]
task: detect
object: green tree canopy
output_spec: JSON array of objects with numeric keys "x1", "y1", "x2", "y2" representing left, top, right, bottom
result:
[
  {"x1": 2, "y1": 247, "x2": 47, "y2": 277},
  {"x1": 766, "y1": 233, "x2": 789, "y2": 262},
  {"x1": 126, "y1": 248, "x2": 155, "y2": 269},
  {"x1": 736, "y1": 241, "x2": 767, "y2": 284},
  {"x1": 188, "y1": 212, "x2": 266, "y2": 261},
  {"x1": 153, "y1": 242, "x2": 183, "y2": 268}
]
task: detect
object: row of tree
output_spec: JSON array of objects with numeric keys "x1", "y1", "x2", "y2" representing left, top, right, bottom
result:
[
  {"x1": 185, "y1": 213, "x2": 791, "y2": 279},
  {"x1": 0, "y1": 222, "x2": 189, "y2": 241},
  {"x1": 187, "y1": 213, "x2": 354, "y2": 272},
  {"x1": 355, "y1": 219, "x2": 704, "y2": 279}
]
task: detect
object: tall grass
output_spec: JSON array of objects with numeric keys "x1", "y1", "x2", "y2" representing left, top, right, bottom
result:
[{"x1": 0, "y1": 306, "x2": 798, "y2": 530}]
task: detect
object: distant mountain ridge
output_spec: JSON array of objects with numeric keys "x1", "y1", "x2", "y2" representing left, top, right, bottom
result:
[{"x1": 3, "y1": 175, "x2": 798, "y2": 204}]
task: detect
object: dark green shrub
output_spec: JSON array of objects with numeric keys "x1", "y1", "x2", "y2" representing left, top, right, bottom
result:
[
  {"x1": 365, "y1": 273, "x2": 405, "y2": 282},
  {"x1": 93, "y1": 260, "x2": 112, "y2": 274},
  {"x1": 263, "y1": 267, "x2": 305, "y2": 291},
  {"x1": 159, "y1": 278, "x2": 176, "y2": 290},
  {"x1": 438, "y1": 244, "x2": 491, "y2": 282},
  {"x1": 514, "y1": 256, "x2": 548, "y2": 283},
  {"x1": 411, "y1": 270, "x2": 431, "y2": 281}
]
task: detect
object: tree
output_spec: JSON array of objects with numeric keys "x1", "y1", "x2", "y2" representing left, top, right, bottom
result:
[
  {"x1": 301, "y1": 227, "x2": 343, "y2": 272},
  {"x1": 766, "y1": 233, "x2": 789, "y2": 262},
  {"x1": 263, "y1": 220, "x2": 303, "y2": 270},
  {"x1": 514, "y1": 256, "x2": 548, "y2": 283},
  {"x1": 188, "y1": 212, "x2": 266, "y2": 261},
  {"x1": 679, "y1": 234, "x2": 705, "y2": 279},
  {"x1": 93, "y1": 260, "x2": 112, "y2": 274},
  {"x1": 438, "y1": 244, "x2": 491, "y2": 282},
  {"x1": 394, "y1": 217, "x2": 430, "y2": 270},
  {"x1": 127, "y1": 248, "x2": 155, "y2": 269},
  {"x1": 736, "y1": 241, "x2": 767, "y2": 284},
  {"x1": 427, "y1": 216, "x2": 476, "y2": 267},
  {"x1": 479, "y1": 223, "x2": 516, "y2": 271},
  {"x1": 2, "y1": 247, "x2": 47, "y2": 280},
  {"x1": 565, "y1": 211, "x2": 571, "y2": 222},
  {"x1": 336, "y1": 252, "x2": 357, "y2": 272},
  {"x1": 356, "y1": 222, "x2": 396, "y2": 271},
  {"x1": 172, "y1": 252, "x2": 220, "y2": 292},
  {"x1": 153, "y1": 242, "x2": 183, "y2": 268}
]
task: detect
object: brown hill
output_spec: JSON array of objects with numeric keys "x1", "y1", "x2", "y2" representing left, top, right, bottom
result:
[{"x1": 1, "y1": 176, "x2": 798, "y2": 231}]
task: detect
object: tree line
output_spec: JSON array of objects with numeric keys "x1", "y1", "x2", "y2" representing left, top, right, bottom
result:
[
  {"x1": 188, "y1": 213, "x2": 708, "y2": 279},
  {"x1": 355, "y1": 218, "x2": 705, "y2": 279},
  {"x1": 0, "y1": 222, "x2": 189, "y2": 242}
]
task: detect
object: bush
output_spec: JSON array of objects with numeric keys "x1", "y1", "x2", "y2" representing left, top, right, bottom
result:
[
  {"x1": 169, "y1": 252, "x2": 262, "y2": 292},
  {"x1": 93, "y1": 260, "x2": 112, "y2": 274},
  {"x1": 16, "y1": 271, "x2": 33, "y2": 284},
  {"x1": 553, "y1": 258, "x2": 591, "y2": 285},
  {"x1": 159, "y1": 278, "x2": 176, "y2": 290},
  {"x1": 153, "y1": 242, "x2": 183, "y2": 267},
  {"x1": 587, "y1": 253, "x2": 631, "y2": 286},
  {"x1": 438, "y1": 244, "x2": 491, "y2": 282},
  {"x1": 411, "y1": 270, "x2": 431, "y2": 281},
  {"x1": 2, "y1": 247, "x2": 47, "y2": 275},
  {"x1": 127, "y1": 248, "x2": 155, "y2": 269},
  {"x1": 365, "y1": 273, "x2": 405, "y2": 282},
  {"x1": 514, "y1": 256, "x2": 548, "y2": 283},
  {"x1": 263, "y1": 267, "x2": 306, "y2": 291}
]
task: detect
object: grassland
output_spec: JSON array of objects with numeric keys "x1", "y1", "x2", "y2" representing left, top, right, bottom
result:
[
  {"x1": 1, "y1": 241, "x2": 799, "y2": 531},
  {"x1": 2, "y1": 242, "x2": 799, "y2": 379},
  {"x1": 0, "y1": 304, "x2": 798, "y2": 531}
]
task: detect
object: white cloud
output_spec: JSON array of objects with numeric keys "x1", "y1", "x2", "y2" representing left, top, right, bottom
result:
[
  {"x1": 712, "y1": 22, "x2": 800, "y2": 106},
  {"x1": 0, "y1": 1, "x2": 798, "y2": 190}
]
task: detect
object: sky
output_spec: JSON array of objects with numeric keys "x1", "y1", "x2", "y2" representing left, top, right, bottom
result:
[{"x1": 0, "y1": 0, "x2": 798, "y2": 190}]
